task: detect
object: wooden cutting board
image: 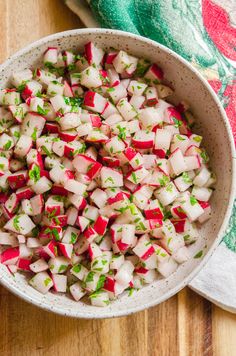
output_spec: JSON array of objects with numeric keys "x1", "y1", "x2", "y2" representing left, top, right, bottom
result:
[{"x1": 0, "y1": 1, "x2": 236, "y2": 355}]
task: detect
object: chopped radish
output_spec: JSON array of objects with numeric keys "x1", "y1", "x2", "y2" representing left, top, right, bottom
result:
[
  {"x1": 0, "y1": 43, "x2": 215, "y2": 307},
  {"x1": 29, "y1": 271, "x2": 53, "y2": 294}
]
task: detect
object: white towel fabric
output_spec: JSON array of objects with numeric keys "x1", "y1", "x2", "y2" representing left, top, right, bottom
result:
[{"x1": 190, "y1": 243, "x2": 236, "y2": 313}]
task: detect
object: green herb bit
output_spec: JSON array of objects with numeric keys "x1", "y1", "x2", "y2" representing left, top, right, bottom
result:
[
  {"x1": 176, "y1": 134, "x2": 185, "y2": 141},
  {"x1": 37, "y1": 105, "x2": 49, "y2": 116},
  {"x1": 44, "y1": 277, "x2": 52, "y2": 287},
  {"x1": 3, "y1": 140, "x2": 12, "y2": 150},
  {"x1": 58, "y1": 264, "x2": 68, "y2": 273},
  {"x1": 107, "y1": 87, "x2": 115, "y2": 93},
  {"x1": 71, "y1": 232, "x2": 77, "y2": 244},
  {"x1": 173, "y1": 117, "x2": 182, "y2": 128},
  {"x1": 72, "y1": 264, "x2": 82, "y2": 274},
  {"x1": 182, "y1": 172, "x2": 192, "y2": 184},
  {"x1": 117, "y1": 125, "x2": 127, "y2": 140},
  {"x1": 131, "y1": 172, "x2": 137, "y2": 184},
  {"x1": 190, "y1": 196, "x2": 198, "y2": 206},
  {"x1": 41, "y1": 145, "x2": 52, "y2": 158},
  {"x1": 31, "y1": 127, "x2": 38, "y2": 141},
  {"x1": 29, "y1": 165, "x2": 40, "y2": 183},
  {"x1": 194, "y1": 250, "x2": 203, "y2": 259},
  {"x1": 85, "y1": 271, "x2": 95, "y2": 283},
  {"x1": 13, "y1": 216, "x2": 20, "y2": 231},
  {"x1": 96, "y1": 275, "x2": 106, "y2": 290},
  {"x1": 104, "y1": 177, "x2": 115, "y2": 184}
]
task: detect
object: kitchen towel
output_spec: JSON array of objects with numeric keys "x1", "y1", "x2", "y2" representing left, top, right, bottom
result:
[{"x1": 66, "y1": 0, "x2": 236, "y2": 312}]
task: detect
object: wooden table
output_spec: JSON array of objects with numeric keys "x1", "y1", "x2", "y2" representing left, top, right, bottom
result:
[{"x1": 0, "y1": 1, "x2": 235, "y2": 355}]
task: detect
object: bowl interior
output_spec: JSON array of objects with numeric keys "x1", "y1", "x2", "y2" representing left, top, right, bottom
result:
[{"x1": 0, "y1": 29, "x2": 234, "y2": 318}]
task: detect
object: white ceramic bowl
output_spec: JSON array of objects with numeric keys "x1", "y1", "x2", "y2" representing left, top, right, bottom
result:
[{"x1": 0, "y1": 29, "x2": 235, "y2": 318}]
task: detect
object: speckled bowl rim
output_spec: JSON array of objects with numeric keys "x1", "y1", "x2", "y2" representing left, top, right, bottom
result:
[{"x1": 0, "y1": 28, "x2": 235, "y2": 319}]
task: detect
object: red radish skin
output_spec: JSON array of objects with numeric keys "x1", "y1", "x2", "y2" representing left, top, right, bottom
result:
[
  {"x1": 18, "y1": 258, "x2": 31, "y2": 271},
  {"x1": 0, "y1": 247, "x2": 20, "y2": 265},
  {"x1": 141, "y1": 246, "x2": 155, "y2": 260}
]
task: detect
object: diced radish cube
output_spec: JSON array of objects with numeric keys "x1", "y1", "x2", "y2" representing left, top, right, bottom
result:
[
  {"x1": 113, "y1": 51, "x2": 131, "y2": 73},
  {"x1": 110, "y1": 254, "x2": 125, "y2": 270},
  {"x1": 71, "y1": 263, "x2": 88, "y2": 281},
  {"x1": 121, "y1": 224, "x2": 135, "y2": 245},
  {"x1": 155, "y1": 129, "x2": 172, "y2": 152},
  {"x1": 184, "y1": 155, "x2": 201, "y2": 171},
  {"x1": 31, "y1": 176, "x2": 52, "y2": 194},
  {"x1": 126, "y1": 167, "x2": 149, "y2": 184},
  {"x1": 93, "y1": 216, "x2": 109, "y2": 236},
  {"x1": 70, "y1": 282, "x2": 86, "y2": 301},
  {"x1": 145, "y1": 86, "x2": 158, "y2": 106},
  {"x1": 105, "y1": 136, "x2": 126, "y2": 154},
  {"x1": 172, "y1": 246, "x2": 190, "y2": 263},
  {"x1": 48, "y1": 256, "x2": 70, "y2": 274},
  {"x1": 144, "y1": 63, "x2": 163, "y2": 84},
  {"x1": 132, "y1": 130, "x2": 155, "y2": 149},
  {"x1": 80, "y1": 66, "x2": 102, "y2": 88},
  {"x1": 180, "y1": 193, "x2": 204, "y2": 222},
  {"x1": 14, "y1": 135, "x2": 32, "y2": 157},
  {"x1": 101, "y1": 101, "x2": 118, "y2": 119},
  {"x1": 90, "y1": 291, "x2": 110, "y2": 307},
  {"x1": 90, "y1": 188, "x2": 108, "y2": 209},
  {"x1": 59, "y1": 112, "x2": 81, "y2": 130},
  {"x1": 192, "y1": 186, "x2": 212, "y2": 202},
  {"x1": 0, "y1": 232, "x2": 18, "y2": 246},
  {"x1": 156, "y1": 83, "x2": 173, "y2": 98},
  {"x1": 171, "y1": 134, "x2": 190, "y2": 154},
  {"x1": 139, "y1": 107, "x2": 162, "y2": 129},
  {"x1": 91, "y1": 254, "x2": 110, "y2": 274},
  {"x1": 158, "y1": 257, "x2": 178, "y2": 277},
  {"x1": 29, "y1": 271, "x2": 53, "y2": 294},
  {"x1": 64, "y1": 179, "x2": 87, "y2": 195},
  {"x1": 82, "y1": 204, "x2": 99, "y2": 221},
  {"x1": 128, "y1": 80, "x2": 147, "y2": 96},
  {"x1": 84, "y1": 91, "x2": 107, "y2": 113},
  {"x1": 44, "y1": 47, "x2": 58, "y2": 65},
  {"x1": 83, "y1": 226, "x2": 98, "y2": 243},
  {"x1": 73, "y1": 154, "x2": 102, "y2": 179},
  {"x1": 52, "y1": 274, "x2": 67, "y2": 293},
  {"x1": 129, "y1": 95, "x2": 145, "y2": 110},
  {"x1": 115, "y1": 261, "x2": 134, "y2": 286},
  {"x1": 84, "y1": 271, "x2": 105, "y2": 292},
  {"x1": 76, "y1": 216, "x2": 90, "y2": 232},
  {"x1": 58, "y1": 243, "x2": 73, "y2": 259},
  {"x1": 21, "y1": 112, "x2": 46, "y2": 140},
  {"x1": 0, "y1": 89, "x2": 21, "y2": 106},
  {"x1": 100, "y1": 167, "x2": 123, "y2": 188},
  {"x1": 136, "y1": 268, "x2": 158, "y2": 283},
  {"x1": 193, "y1": 166, "x2": 211, "y2": 187},
  {"x1": 117, "y1": 98, "x2": 137, "y2": 121},
  {"x1": 133, "y1": 234, "x2": 155, "y2": 260},
  {"x1": 107, "y1": 83, "x2": 127, "y2": 104},
  {"x1": 169, "y1": 148, "x2": 187, "y2": 176},
  {"x1": 154, "y1": 182, "x2": 179, "y2": 206},
  {"x1": 30, "y1": 259, "x2": 48, "y2": 273},
  {"x1": 4, "y1": 214, "x2": 35, "y2": 235},
  {"x1": 154, "y1": 245, "x2": 170, "y2": 263},
  {"x1": 84, "y1": 42, "x2": 104, "y2": 65},
  {"x1": 0, "y1": 246, "x2": 19, "y2": 265},
  {"x1": 88, "y1": 242, "x2": 103, "y2": 260}
]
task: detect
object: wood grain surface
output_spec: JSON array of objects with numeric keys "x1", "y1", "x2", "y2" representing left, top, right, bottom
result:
[{"x1": 0, "y1": 1, "x2": 235, "y2": 355}]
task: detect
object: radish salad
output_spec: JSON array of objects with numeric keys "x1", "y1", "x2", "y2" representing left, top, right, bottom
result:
[{"x1": 0, "y1": 43, "x2": 215, "y2": 307}]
